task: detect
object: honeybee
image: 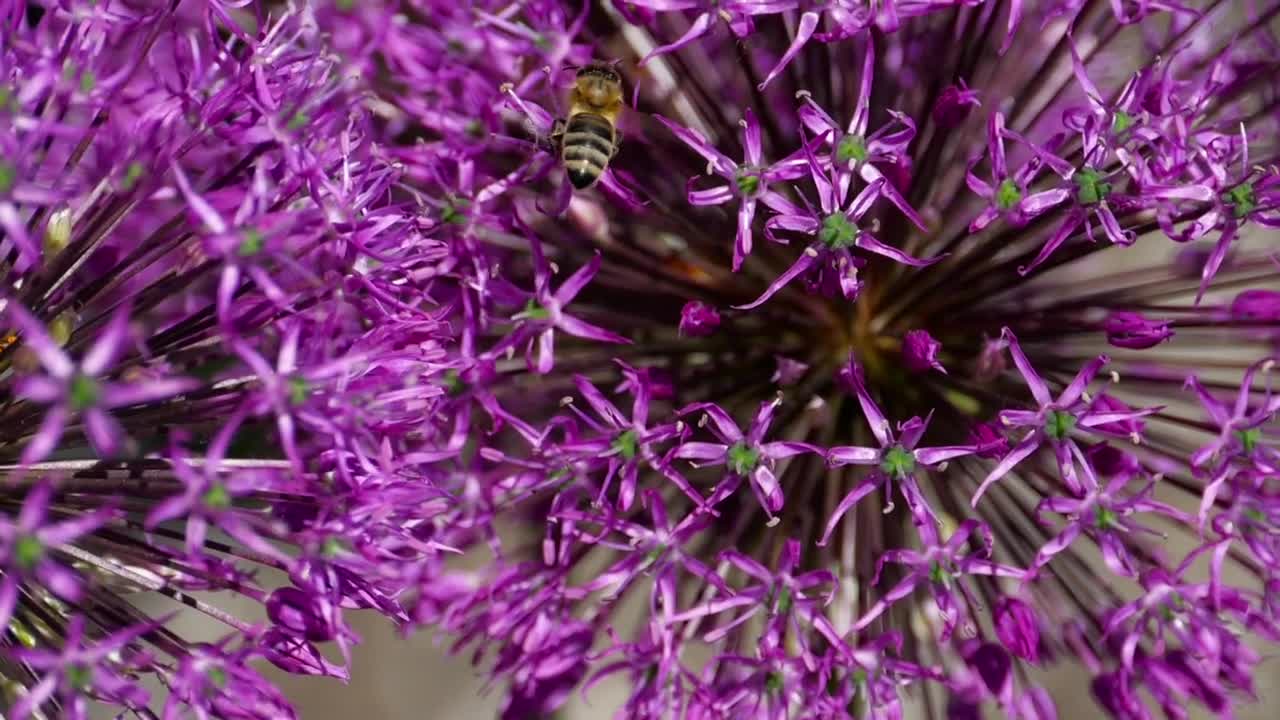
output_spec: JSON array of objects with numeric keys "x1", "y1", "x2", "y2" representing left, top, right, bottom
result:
[{"x1": 552, "y1": 64, "x2": 624, "y2": 190}]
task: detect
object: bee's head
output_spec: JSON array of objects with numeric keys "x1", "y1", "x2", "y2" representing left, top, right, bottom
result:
[{"x1": 575, "y1": 64, "x2": 622, "y2": 108}]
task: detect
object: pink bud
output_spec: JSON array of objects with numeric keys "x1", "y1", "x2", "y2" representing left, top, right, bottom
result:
[{"x1": 678, "y1": 301, "x2": 720, "y2": 337}]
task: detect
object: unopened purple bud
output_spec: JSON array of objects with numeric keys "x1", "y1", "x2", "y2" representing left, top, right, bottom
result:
[
  {"x1": 1085, "y1": 442, "x2": 1140, "y2": 477},
  {"x1": 994, "y1": 597, "x2": 1040, "y2": 662},
  {"x1": 967, "y1": 642, "x2": 1012, "y2": 694},
  {"x1": 679, "y1": 301, "x2": 720, "y2": 337},
  {"x1": 267, "y1": 587, "x2": 337, "y2": 642},
  {"x1": 973, "y1": 335, "x2": 1008, "y2": 381},
  {"x1": 969, "y1": 421, "x2": 1009, "y2": 459},
  {"x1": 1104, "y1": 311, "x2": 1174, "y2": 349},
  {"x1": 772, "y1": 356, "x2": 809, "y2": 386},
  {"x1": 1230, "y1": 289, "x2": 1280, "y2": 321},
  {"x1": 932, "y1": 82, "x2": 981, "y2": 129},
  {"x1": 903, "y1": 329, "x2": 946, "y2": 374}
]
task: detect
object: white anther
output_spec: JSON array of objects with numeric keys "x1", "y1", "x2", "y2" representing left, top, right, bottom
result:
[
  {"x1": 795, "y1": 90, "x2": 812, "y2": 100},
  {"x1": 804, "y1": 247, "x2": 820, "y2": 257},
  {"x1": 549, "y1": 261, "x2": 560, "y2": 274},
  {"x1": 1110, "y1": 370, "x2": 1121, "y2": 384},
  {"x1": 560, "y1": 396, "x2": 574, "y2": 406},
  {"x1": 499, "y1": 82, "x2": 514, "y2": 94},
  {"x1": 738, "y1": 118, "x2": 748, "y2": 128},
  {"x1": 698, "y1": 414, "x2": 709, "y2": 428},
  {"x1": 1082, "y1": 390, "x2": 1093, "y2": 403},
  {"x1": 1131, "y1": 432, "x2": 1142, "y2": 445},
  {"x1": 936, "y1": 462, "x2": 950, "y2": 472},
  {"x1": 1263, "y1": 359, "x2": 1276, "y2": 373},
  {"x1": 766, "y1": 516, "x2": 781, "y2": 527}
]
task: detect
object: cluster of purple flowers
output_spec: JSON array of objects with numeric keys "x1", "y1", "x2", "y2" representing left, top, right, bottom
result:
[{"x1": 2, "y1": 0, "x2": 1279, "y2": 719}]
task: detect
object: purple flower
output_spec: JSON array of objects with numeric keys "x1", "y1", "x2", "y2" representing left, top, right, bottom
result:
[
  {"x1": 932, "y1": 80, "x2": 981, "y2": 129},
  {"x1": 6, "y1": 302, "x2": 195, "y2": 462},
  {"x1": 903, "y1": 328, "x2": 947, "y2": 374},
  {"x1": 659, "y1": 108, "x2": 809, "y2": 271},
  {"x1": 673, "y1": 399, "x2": 819, "y2": 519},
  {"x1": 679, "y1": 300, "x2": 721, "y2": 337}
]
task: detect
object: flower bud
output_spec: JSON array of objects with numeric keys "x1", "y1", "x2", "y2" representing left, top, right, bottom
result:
[
  {"x1": 266, "y1": 587, "x2": 338, "y2": 642},
  {"x1": 1230, "y1": 289, "x2": 1280, "y2": 321},
  {"x1": 1104, "y1": 311, "x2": 1173, "y2": 349},
  {"x1": 994, "y1": 597, "x2": 1040, "y2": 662},
  {"x1": 932, "y1": 82, "x2": 981, "y2": 129},
  {"x1": 678, "y1": 301, "x2": 720, "y2": 337},
  {"x1": 903, "y1": 329, "x2": 946, "y2": 374}
]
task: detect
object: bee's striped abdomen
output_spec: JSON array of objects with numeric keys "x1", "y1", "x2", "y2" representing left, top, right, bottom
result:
[{"x1": 561, "y1": 113, "x2": 615, "y2": 190}]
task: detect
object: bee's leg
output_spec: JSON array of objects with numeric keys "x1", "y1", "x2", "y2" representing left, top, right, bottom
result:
[
  {"x1": 537, "y1": 118, "x2": 565, "y2": 154},
  {"x1": 611, "y1": 129, "x2": 623, "y2": 158}
]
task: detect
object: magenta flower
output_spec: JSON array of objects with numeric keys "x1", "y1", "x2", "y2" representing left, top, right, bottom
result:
[
  {"x1": 903, "y1": 328, "x2": 947, "y2": 373},
  {"x1": 7, "y1": 302, "x2": 195, "y2": 463},
  {"x1": 658, "y1": 108, "x2": 810, "y2": 271},
  {"x1": 673, "y1": 399, "x2": 819, "y2": 519},
  {"x1": 679, "y1": 299, "x2": 721, "y2": 337}
]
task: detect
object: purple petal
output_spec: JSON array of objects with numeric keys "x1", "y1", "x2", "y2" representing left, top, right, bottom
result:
[
  {"x1": 971, "y1": 432, "x2": 1042, "y2": 507},
  {"x1": 757, "y1": 11, "x2": 819, "y2": 90}
]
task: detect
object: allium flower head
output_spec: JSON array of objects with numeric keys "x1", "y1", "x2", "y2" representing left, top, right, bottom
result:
[
  {"x1": 305, "y1": 0, "x2": 1280, "y2": 717},
  {"x1": 7, "y1": 0, "x2": 1280, "y2": 719}
]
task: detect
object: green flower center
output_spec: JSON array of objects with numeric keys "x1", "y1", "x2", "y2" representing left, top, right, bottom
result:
[
  {"x1": 772, "y1": 585, "x2": 793, "y2": 615},
  {"x1": 322, "y1": 536, "x2": 348, "y2": 558},
  {"x1": 735, "y1": 169, "x2": 760, "y2": 196},
  {"x1": 1111, "y1": 111, "x2": 1134, "y2": 134},
  {"x1": 1223, "y1": 183, "x2": 1256, "y2": 218},
  {"x1": 203, "y1": 482, "x2": 232, "y2": 510},
  {"x1": 819, "y1": 212, "x2": 857, "y2": 249},
  {"x1": 996, "y1": 178, "x2": 1022, "y2": 210},
  {"x1": 929, "y1": 562, "x2": 951, "y2": 585},
  {"x1": 442, "y1": 370, "x2": 465, "y2": 397},
  {"x1": 880, "y1": 445, "x2": 916, "y2": 477},
  {"x1": 441, "y1": 196, "x2": 470, "y2": 225},
  {"x1": 120, "y1": 161, "x2": 144, "y2": 192},
  {"x1": 0, "y1": 162, "x2": 15, "y2": 194},
  {"x1": 79, "y1": 71, "x2": 96, "y2": 94},
  {"x1": 519, "y1": 298, "x2": 551, "y2": 321},
  {"x1": 836, "y1": 135, "x2": 869, "y2": 165},
  {"x1": 727, "y1": 441, "x2": 761, "y2": 475},
  {"x1": 1044, "y1": 410, "x2": 1077, "y2": 440},
  {"x1": 464, "y1": 119, "x2": 486, "y2": 138},
  {"x1": 69, "y1": 375, "x2": 100, "y2": 410},
  {"x1": 286, "y1": 111, "x2": 310, "y2": 131},
  {"x1": 14, "y1": 535, "x2": 44, "y2": 569},
  {"x1": 288, "y1": 376, "x2": 310, "y2": 406},
  {"x1": 66, "y1": 664, "x2": 93, "y2": 692},
  {"x1": 1094, "y1": 505, "x2": 1119, "y2": 529},
  {"x1": 612, "y1": 429, "x2": 639, "y2": 460},
  {"x1": 238, "y1": 229, "x2": 264, "y2": 257},
  {"x1": 206, "y1": 667, "x2": 229, "y2": 689},
  {"x1": 1237, "y1": 427, "x2": 1261, "y2": 454},
  {"x1": 765, "y1": 672, "x2": 784, "y2": 693},
  {"x1": 1073, "y1": 167, "x2": 1112, "y2": 206}
]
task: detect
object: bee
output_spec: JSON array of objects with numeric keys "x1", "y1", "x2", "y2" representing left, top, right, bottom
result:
[{"x1": 552, "y1": 64, "x2": 624, "y2": 191}]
